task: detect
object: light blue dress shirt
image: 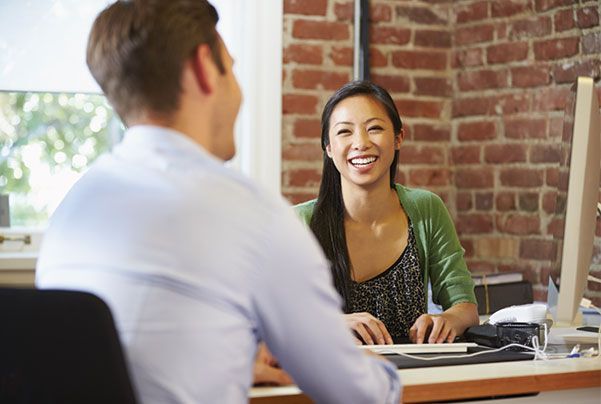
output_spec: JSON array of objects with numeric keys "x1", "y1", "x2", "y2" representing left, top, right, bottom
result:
[{"x1": 36, "y1": 125, "x2": 401, "y2": 404}]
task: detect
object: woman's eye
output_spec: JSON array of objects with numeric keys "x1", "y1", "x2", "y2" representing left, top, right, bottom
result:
[
  {"x1": 368, "y1": 126, "x2": 384, "y2": 132},
  {"x1": 336, "y1": 129, "x2": 351, "y2": 136}
]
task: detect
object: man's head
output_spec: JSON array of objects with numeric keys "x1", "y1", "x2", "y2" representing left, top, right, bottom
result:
[{"x1": 87, "y1": 0, "x2": 227, "y2": 125}]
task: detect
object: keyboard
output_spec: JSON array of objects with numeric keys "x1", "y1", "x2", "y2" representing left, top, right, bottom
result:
[{"x1": 358, "y1": 342, "x2": 478, "y2": 355}]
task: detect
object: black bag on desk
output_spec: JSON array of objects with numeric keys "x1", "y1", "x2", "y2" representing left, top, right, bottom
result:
[{"x1": 474, "y1": 281, "x2": 533, "y2": 315}]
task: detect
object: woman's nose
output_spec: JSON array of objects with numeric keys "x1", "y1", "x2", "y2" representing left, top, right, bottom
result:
[{"x1": 351, "y1": 129, "x2": 370, "y2": 150}]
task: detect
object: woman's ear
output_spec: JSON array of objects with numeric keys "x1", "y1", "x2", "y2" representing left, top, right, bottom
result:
[
  {"x1": 394, "y1": 129, "x2": 404, "y2": 150},
  {"x1": 326, "y1": 144, "x2": 333, "y2": 158},
  {"x1": 190, "y1": 44, "x2": 217, "y2": 95}
]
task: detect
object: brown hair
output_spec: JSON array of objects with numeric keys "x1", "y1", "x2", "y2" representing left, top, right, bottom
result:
[{"x1": 86, "y1": 0, "x2": 224, "y2": 123}]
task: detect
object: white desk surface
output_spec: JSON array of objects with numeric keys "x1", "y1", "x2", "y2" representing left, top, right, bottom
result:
[{"x1": 250, "y1": 356, "x2": 601, "y2": 399}]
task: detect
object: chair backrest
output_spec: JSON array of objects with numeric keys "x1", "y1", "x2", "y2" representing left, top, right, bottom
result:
[{"x1": 0, "y1": 288, "x2": 137, "y2": 404}]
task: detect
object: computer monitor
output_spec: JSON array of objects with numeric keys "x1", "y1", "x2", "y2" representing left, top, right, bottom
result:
[{"x1": 554, "y1": 77, "x2": 601, "y2": 326}]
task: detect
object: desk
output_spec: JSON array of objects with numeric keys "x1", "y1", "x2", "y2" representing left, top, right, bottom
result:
[{"x1": 250, "y1": 357, "x2": 601, "y2": 403}]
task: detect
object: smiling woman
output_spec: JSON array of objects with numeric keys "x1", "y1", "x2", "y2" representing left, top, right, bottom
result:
[{"x1": 295, "y1": 81, "x2": 479, "y2": 345}]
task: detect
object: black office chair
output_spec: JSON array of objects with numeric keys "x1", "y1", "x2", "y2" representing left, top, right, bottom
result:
[{"x1": 0, "y1": 288, "x2": 138, "y2": 404}]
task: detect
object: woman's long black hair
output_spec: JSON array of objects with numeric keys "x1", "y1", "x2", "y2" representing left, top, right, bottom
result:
[{"x1": 309, "y1": 81, "x2": 403, "y2": 312}]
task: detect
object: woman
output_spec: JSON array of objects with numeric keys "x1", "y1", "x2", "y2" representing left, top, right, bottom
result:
[{"x1": 295, "y1": 81, "x2": 479, "y2": 345}]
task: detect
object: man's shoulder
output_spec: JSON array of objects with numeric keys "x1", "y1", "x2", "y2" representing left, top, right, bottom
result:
[{"x1": 293, "y1": 199, "x2": 317, "y2": 225}]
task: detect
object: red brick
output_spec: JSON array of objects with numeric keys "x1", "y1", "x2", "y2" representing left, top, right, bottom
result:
[
  {"x1": 370, "y1": 26, "x2": 411, "y2": 45},
  {"x1": 487, "y1": 42, "x2": 528, "y2": 64},
  {"x1": 534, "y1": 0, "x2": 573, "y2": 12},
  {"x1": 284, "y1": 191, "x2": 318, "y2": 205},
  {"x1": 458, "y1": 121, "x2": 497, "y2": 141},
  {"x1": 458, "y1": 69, "x2": 508, "y2": 91},
  {"x1": 392, "y1": 50, "x2": 447, "y2": 70},
  {"x1": 371, "y1": 74, "x2": 410, "y2": 93},
  {"x1": 554, "y1": 59, "x2": 601, "y2": 84},
  {"x1": 412, "y1": 124, "x2": 451, "y2": 141},
  {"x1": 457, "y1": 192, "x2": 473, "y2": 212},
  {"x1": 546, "y1": 167, "x2": 559, "y2": 187},
  {"x1": 394, "y1": 99, "x2": 444, "y2": 119},
  {"x1": 475, "y1": 193, "x2": 494, "y2": 211},
  {"x1": 409, "y1": 168, "x2": 450, "y2": 187},
  {"x1": 500, "y1": 168, "x2": 544, "y2": 187},
  {"x1": 370, "y1": 4, "x2": 393, "y2": 22},
  {"x1": 282, "y1": 94, "x2": 319, "y2": 115},
  {"x1": 415, "y1": 29, "x2": 451, "y2": 48},
  {"x1": 496, "y1": 192, "x2": 516, "y2": 211},
  {"x1": 509, "y1": 16, "x2": 553, "y2": 39},
  {"x1": 329, "y1": 47, "x2": 353, "y2": 66},
  {"x1": 369, "y1": 47, "x2": 388, "y2": 68},
  {"x1": 519, "y1": 239, "x2": 557, "y2": 261},
  {"x1": 284, "y1": 0, "x2": 327, "y2": 16},
  {"x1": 518, "y1": 193, "x2": 539, "y2": 212},
  {"x1": 334, "y1": 1, "x2": 353, "y2": 21},
  {"x1": 456, "y1": 214, "x2": 494, "y2": 234},
  {"x1": 484, "y1": 144, "x2": 527, "y2": 164},
  {"x1": 455, "y1": 1, "x2": 488, "y2": 23},
  {"x1": 292, "y1": 69, "x2": 350, "y2": 90},
  {"x1": 530, "y1": 144, "x2": 561, "y2": 164},
  {"x1": 452, "y1": 48, "x2": 484, "y2": 68},
  {"x1": 511, "y1": 65, "x2": 551, "y2": 88},
  {"x1": 466, "y1": 260, "x2": 496, "y2": 273},
  {"x1": 491, "y1": 0, "x2": 531, "y2": 18},
  {"x1": 577, "y1": 6, "x2": 599, "y2": 29},
  {"x1": 293, "y1": 119, "x2": 321, "y2": 139},
  {"x1": 554, "y1": 9, "x2": 575, "y2": 32},
  {"x1": 398, "y1": 145, "x2": 445, "y2": 165},
  {"x1": 495, "y1": 93, "x2": 531, "y2": 115},
  {"x1": 451, "y1": 145, "x2": 481, "y2": 165},
  {"x1": 547, "y1": 218, "x2": 564, "y2": 238},
  {"x1": 583, "y1": 32, "x2": 601, "y2": 54},
  {"x1": 532, "y1": 87, "x2": 572, "y2": 111},
  {"x1": 292, "y1": 20, "x2": 350, "y2": 40},
  {"x1": 497, "y1": 214, "x2": 540, "y2": 235},
  {"x1": 549, "y1": 117, "x2": 564, "y2": 139},
  {"x1": 452, "y1": 97, "x2": 494, "y2": 117},
  {"x1": 455, "y1": 168, "x2": 494, "y2": 189},
  {"x1": 284, "y1": 44, "x2": 323, "y2": 65},
  {"x1": 396, "y1": 6, "x2": 448, "y2": 25},
  {"x1": 534, "y1": 38, "x2": 579, "y2": 61},
  {"x1": 455, "y1": 24, "x2": 494, "y2": 46},
  {"x1": 542, "y1": 191, "x2": 557, "y2": 214},
  {"x1": 282, "y1": 142, "x2": 323, "y2": 161},
  {"x1": 286, "y1": 168, "x2": 322, "y2": 187},
  {"x1": 414, "y1": 77, "x2": 452, "y2": 97}
]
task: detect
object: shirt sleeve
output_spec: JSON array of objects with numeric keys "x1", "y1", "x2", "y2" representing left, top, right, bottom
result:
[
  {"x1": 426, "y1": 193, "x2": 477, "y2": 310},
  {"x1": 250, "y1": 200, "x2": 401, "y2": 404}
]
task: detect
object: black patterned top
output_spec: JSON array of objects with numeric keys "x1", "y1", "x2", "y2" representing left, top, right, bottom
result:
[{"x1": 348, "y1": 221, "x2": 426, "y2": 342}]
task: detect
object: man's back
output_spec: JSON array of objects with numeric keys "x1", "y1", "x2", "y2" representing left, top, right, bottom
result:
[{"x1": 37, "y1": 126, "x2": 401, "y2": 403}]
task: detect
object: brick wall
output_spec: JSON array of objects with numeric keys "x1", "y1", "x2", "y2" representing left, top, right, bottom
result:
[{"x1": 281, "y1": 0, "x2": 601, "y2": 306}]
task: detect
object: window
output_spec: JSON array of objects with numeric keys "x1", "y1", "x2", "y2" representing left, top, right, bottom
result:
[{"x1": 0, "y1": 1, "x2": 283, "y2": 270}]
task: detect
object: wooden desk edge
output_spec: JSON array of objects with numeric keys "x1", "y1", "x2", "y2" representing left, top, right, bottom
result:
[
  {"x1": 250, "y1": 370, "x2": 601, "y2": 404},
  {"x1": 402, "y1": 369, "x2": 601, "y2": 403}
]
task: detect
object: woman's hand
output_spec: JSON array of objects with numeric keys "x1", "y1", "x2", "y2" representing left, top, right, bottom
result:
[
  {"x1": 253, "y1": 343, "x2": 293, "y2": 386},
  {"x1": 409, "y1": 313, "x2": 456, "y2": 344},
  {"x1": 409, "y1": 303, "x2": 479, "y2": 344},
  {"x1": 344, "y1": 312, "x2": 393, "y2": 345}
]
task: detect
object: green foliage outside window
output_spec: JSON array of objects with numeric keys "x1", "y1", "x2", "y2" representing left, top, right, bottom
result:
[{"x1": 0, "y1": 92, "x2": 123, "y2": 227}]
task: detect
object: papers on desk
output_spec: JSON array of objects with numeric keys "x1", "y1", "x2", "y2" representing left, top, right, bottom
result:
[
  {"x1": 358, "y1": 342, "x2": 478, "y2": 355},
  {"x1": 547, "y1": 327, "x2": 599, "y2": 345}
]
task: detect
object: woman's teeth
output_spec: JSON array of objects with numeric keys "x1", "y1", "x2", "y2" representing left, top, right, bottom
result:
[{"x1": 350, "y1": 156, "x2": 377, "y2": 166}]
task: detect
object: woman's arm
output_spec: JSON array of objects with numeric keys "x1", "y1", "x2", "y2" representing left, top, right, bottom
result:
[{"x1": 409, "y1": 302, "x2": 479, "y2": 344}]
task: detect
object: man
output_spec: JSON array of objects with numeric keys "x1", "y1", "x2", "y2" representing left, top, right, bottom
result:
[{"x1": 36, "y1": 1, "x2": 401, "y2": 403}]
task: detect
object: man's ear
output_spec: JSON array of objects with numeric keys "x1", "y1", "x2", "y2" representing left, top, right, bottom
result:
[{"x1": 190, "y1": 44, "x2": 217, "y2": 95}]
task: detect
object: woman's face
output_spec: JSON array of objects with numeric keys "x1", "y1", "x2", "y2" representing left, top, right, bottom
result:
[{"x1": 326, "y1": 95, "x2": 402, "y2": 190}]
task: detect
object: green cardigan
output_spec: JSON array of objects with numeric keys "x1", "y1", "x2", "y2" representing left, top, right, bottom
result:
[{"x1": 294, "y1": 184, "x2": 477, "y2": 310}]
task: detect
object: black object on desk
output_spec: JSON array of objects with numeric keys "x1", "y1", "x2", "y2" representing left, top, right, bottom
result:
[
  {"x1": 384, "y1": 346, "x2": 533, "y2": 369},
  {"x1": 474, "y1": 280, "x2": 533, "y2": 315}
]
